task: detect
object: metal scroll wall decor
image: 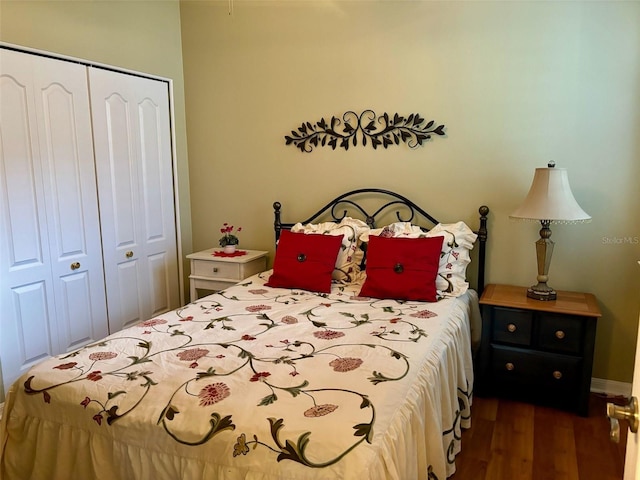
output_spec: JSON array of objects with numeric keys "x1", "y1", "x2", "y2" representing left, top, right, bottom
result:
[{"x1": 284, "y1": 110, "x2": 446, "y2": 153}]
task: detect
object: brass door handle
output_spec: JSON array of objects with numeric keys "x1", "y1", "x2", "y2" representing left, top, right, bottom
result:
[
  {"x1": 126, "y1": 251, "x2": 134, "y2": 258},
  {"x1": 607, "y1": 396, "x2": 639, "y2": 443},
  {"x1": 70, "y1": 262, "x2": 81, "y2": 270}
]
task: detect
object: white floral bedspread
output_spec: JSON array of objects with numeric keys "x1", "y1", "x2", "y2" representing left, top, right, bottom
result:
[{"x1": 0, "y1": 271, "x2": 477, "y2": 480}]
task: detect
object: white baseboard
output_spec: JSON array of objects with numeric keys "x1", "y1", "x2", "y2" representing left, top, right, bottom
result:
[{"x1": 591, "y1": 377, "x2": 632, "y2": 398}]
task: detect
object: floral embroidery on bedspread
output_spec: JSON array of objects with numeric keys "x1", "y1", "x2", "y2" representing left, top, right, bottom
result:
[{"x1": 18, "y1": 273, "x2": 469, "y2": 476}]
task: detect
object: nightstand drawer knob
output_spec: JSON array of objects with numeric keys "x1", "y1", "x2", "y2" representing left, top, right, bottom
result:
[
  {"x1": 507, "y1": 323, "x2": 517, "y2": 333},
  {"x1": 555, "y1": 330, "x2": 565, "y2": 339},
  {"x1": 213, "y1": 267, "x2": 219, "y2": 273},
  {"x1": 505, "y1": 362, "x2": 515, "y2": 371},
  {"x1": 553, "y1": 370, "x2": 563, "y2": 380}
]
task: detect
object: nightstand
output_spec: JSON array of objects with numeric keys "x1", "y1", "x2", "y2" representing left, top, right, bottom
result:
[
  {"x1": 187, "y1": 248, "x2": 268, "y2": 302},
  {"x1": 477, "y1": 284, "x2": 601, "y2": 416}
]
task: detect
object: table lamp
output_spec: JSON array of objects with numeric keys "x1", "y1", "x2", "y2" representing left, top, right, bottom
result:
[{"x1": 510, "y1": 162, "x2": 591, "y2": 300}]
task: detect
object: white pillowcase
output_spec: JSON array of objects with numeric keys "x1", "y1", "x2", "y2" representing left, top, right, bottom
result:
[
  {"x1": 359, "y1": 221, "x2": 423, "y2": 242},
  {"x1": 427, "y1": 222, "x2": 477, "y2": 297},
  {"x1": 291, "y1": 217, "x2": 370, "y2": 283},
  {"x1": 359, "y1": 221, "x2": 477, "y2": 298}
]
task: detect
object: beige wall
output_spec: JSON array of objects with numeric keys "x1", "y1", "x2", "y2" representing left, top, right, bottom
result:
[{"x1": 180, "y1": 1, "x2": 640, "y2": 385}]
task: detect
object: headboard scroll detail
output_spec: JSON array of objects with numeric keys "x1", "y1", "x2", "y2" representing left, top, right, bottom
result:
[{"x1": 273, "y1": 188, "x2": 489, "y2": 295}]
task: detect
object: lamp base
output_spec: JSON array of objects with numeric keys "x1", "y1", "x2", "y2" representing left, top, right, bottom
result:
[
  {"x1": 527, "y1": 220, "x2": 557, "y2": 301},
  {"x1": 527, "y1": 286, "x2": 557, "y2": 301}
]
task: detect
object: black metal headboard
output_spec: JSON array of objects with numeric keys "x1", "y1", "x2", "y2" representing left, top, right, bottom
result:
[{"x1": 273, "y1": 188, "x2": 489, "y2": 295}]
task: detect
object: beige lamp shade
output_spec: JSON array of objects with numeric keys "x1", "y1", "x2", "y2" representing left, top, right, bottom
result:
[{"x1": 510, "y1": 166, "x2": 591, "y2": 223}]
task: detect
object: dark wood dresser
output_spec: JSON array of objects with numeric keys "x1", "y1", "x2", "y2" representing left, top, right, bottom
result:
[{"x1": 477, "y1": 284, "x2": 602, "y2": 416}]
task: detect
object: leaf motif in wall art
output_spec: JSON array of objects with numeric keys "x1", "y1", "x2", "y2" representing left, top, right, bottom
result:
[{"x1": 284, "y1": 110, "x2": 446, "y2": 153}]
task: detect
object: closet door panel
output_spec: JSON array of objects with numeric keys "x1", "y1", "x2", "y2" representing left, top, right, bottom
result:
[
  {"x1": 148, "y1": 252, "x2": 170, "y2": 316},
  {"x1": 0, "y1": 68, "x2": 47, "y2": 271},
  {"x1": 59, "y1": 272, "x2": 95, "y2": 350},
  {"x1": 48, "y1": 218, "x2": 105, "y2": 350},
  {"x1": 41, "y1": 86, "x2": 90, "y2": 256},
  {"x1": 0, "y1": 49, "x2": 59, "y2": 389},
  {"x1": 140, "y1": 100, "x2": 166, "y2": 246},
  {"x1": 33, "y1": 55, "x2": 109, "y2": 350},
  {"x1": 10, "y1": 282, "x2": 57, "y2": 367},
  {"x1": 89, "y1": 67, "x2": 179, "y2": 333},
  {"x1": 137, "y1": 88, "x2": 178, "y2": 316},
  {"x1": 100, "y1": 93, "x2": 139, "y2": 248},
  {"x1": 115, "y1": 260, "x2": 144, "y2": 329}
]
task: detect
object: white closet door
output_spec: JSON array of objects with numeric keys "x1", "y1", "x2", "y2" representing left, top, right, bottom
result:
[
  {"x1": 0, "y1": 49, "x2": 58, "y2": 388},
  {"x1": 89, "y1": 67, "x2": 179, "y2": 333},
  {"x1": 33, "y1": 55, "x2": 109, "y2": 351},
  {"x1": 0, "y1": 49, "x2": 107, "y2": 392}
]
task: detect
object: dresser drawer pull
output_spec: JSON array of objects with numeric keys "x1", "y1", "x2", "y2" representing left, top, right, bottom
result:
[
  {"x1": 555, "y1": 330, "x2": 565, "y2": 340},
  {"x1": 213, "y1": 267, "x2": 219, "y2": 273},
  {"x1": 505, "y1": 362, "x2": 515, "y2": 371},
  {"x1": 553, "y1": 370, "x2": 563, "y2": 380},
  {"x1": 507, "y1": 323, "x2": 517, "y2": 333}
]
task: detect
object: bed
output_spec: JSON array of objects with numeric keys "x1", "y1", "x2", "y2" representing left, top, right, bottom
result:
[{"x1": 0, "y1": 188, "x2": 489, "y2": 480}]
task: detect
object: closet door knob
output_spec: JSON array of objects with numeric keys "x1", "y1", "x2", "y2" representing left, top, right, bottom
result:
[
  {"x1": 70, "y1": 262, "x2": 81, "y2": 270},
  {"x1": 126, "y1": 251, "x2": 134, "y2": 258}
]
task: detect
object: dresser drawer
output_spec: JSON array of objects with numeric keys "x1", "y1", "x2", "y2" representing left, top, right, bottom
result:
[
  {"x1": 490, "y1": 345, "x2": 581, "y2": 393},
  {"x1": 192, "y1": 259, "x2": 241, "y2": 280},
  {"x1": 492, "y1": 307, "x2": 532, "y2": 346},
  {"x1": 537, "y1": 314, "x2": 583, "y2": 354}
]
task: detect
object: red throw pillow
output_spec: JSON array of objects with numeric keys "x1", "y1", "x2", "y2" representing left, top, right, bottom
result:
[
  {"x1": 266, "y1": 230, "x2": 343, "y2": 293},
  {"x1": 359, "y1": 235, "x2": 444, "y2": 302}
]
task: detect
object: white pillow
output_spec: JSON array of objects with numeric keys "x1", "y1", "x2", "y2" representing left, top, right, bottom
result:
[
  {"x1": 359, "y1": 222, "x2": 423, "y2": 242},
  {"x1": 291, "y1": 217, "x2": 370, "y2": 283},
  {"x1": 426, "y1": 222, "x2": 477, "y2": 297},
  {"x1": 359, "y1": 221, "x2": 477, "y2": 297}
]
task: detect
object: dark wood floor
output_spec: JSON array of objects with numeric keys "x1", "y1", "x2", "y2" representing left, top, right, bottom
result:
[{"x1": 450, "y1": 393, "x2": 628, "y2": 480}]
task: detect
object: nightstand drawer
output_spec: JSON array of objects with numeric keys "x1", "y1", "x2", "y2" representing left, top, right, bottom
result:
[
  {"x1": 192, "y1": 259, "x2": 241, "y2": 280},
  {"x1": 492, "y1": 307, "x2": 532, "y2": 346},
  {"x1": 490, "y1": 345, "x2": 581, "y2": 392},
  {"x1": 537, "y1": 314, "x2": 583, "y2": 354}
]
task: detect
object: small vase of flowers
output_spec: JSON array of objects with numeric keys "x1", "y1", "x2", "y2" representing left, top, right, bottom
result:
[{"x1": 219, "y1": 223, "x2": 241, "y2": 253}]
